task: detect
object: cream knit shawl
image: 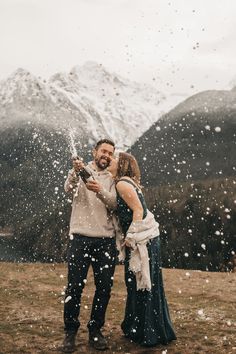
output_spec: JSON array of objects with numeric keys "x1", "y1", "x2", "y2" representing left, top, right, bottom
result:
[{"x1": 116, "y1": 210, "x2": 160, "y2": 291}]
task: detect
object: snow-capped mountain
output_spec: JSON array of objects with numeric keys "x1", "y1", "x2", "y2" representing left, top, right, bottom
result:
[{"x1": 0, "y1": 62, "x2": 184, "y2": 149}]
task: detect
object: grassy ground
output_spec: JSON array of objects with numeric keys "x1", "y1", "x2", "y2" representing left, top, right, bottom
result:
[{"x1": 0, "y1": 262, "x2": 235, "y2": 354}]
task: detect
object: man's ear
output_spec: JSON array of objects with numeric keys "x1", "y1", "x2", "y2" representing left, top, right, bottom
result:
[{"x1": 92, "y1": 148, "x2": 96, "y2": 159}]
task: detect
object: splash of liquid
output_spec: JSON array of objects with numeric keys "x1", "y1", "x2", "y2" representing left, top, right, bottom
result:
[
  {"x1": 68, "y1": 128, "x2": 78, "y2": 159},
  {"x1": 68, "y1": 128, "x2": 80, "y2": 197}
]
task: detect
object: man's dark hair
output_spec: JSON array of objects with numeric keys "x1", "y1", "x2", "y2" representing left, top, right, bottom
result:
[{"x1": 95, "y1": 139, "x2": 115, "y2": 150}]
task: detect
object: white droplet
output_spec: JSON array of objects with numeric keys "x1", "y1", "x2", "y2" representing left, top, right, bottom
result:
[
  {"x1": 65, "y1": 296, "x2": 72, "y2": 303},
  {"x1": 215, "y1": 126, "x2": 221, "y2": 132},
  {"x1": 197, "y1": 309, "x2": 204, "y2": 316}
]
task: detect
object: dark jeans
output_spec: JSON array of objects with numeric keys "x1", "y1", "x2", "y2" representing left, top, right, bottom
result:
[{"x1": 64, "y1": 234, "x2": 117, "y2": 334}]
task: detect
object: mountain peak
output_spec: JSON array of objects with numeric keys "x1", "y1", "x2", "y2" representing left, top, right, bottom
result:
[
  {"x1": 70, "y1": 61, "x2": 112, "y2": 85},
  {"x1": 8, "y1": 68, "x2": 37, "y2": 82},
  {"x1": 82, "y1": 61, "x2": 104, "y2": 70},
  {"x1": 72, "y1": 61, "x2": 106, "y2": 73},
  {"x1": 0, "y1": 68, "x2": 46, "y2": 104}
]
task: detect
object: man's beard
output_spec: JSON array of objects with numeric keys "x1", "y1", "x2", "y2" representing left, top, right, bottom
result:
[{"x1": 95, "y1": 156, "x2": 110, "y2": 170}]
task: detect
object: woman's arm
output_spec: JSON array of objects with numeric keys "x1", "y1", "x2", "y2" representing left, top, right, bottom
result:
[
  {"x1": 116, "y1": 180, "x2": 144, "y2": 248},
  {"x1": 86, "y1": 180, "x2": 117, "y2": 209},
  {"x1": 116, "y1": 181, "x2": 143, "y2": 221}
]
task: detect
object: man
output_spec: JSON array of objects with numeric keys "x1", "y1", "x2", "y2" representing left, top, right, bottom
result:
[{"x1": 62, "y1": 139, "x2": 117, "y2": 353}]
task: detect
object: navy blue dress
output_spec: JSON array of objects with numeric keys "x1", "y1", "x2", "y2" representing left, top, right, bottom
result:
[{"x1": 116, "y1": 179, "x2": 176, "y2": 346}]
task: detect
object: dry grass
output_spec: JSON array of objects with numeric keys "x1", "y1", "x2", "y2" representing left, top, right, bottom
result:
[{"x1": 0, "y1": 262, "x2": 235, "y2": 354}]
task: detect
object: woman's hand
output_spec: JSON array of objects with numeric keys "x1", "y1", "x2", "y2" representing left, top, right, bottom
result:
[{"x1": 122, "y1": 239, "x2": 133, "y2": 248}]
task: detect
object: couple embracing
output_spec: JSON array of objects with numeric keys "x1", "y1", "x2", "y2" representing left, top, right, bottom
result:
[{"x1": 61, "y1": 139, "x2": 176, "y2": 353}]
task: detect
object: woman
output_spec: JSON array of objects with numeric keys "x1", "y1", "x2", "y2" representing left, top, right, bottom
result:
[{"x1": 109, "y1": 152, "x2": 176, "y2": 347}]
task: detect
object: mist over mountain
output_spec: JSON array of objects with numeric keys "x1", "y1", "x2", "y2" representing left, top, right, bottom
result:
[{"x1": 130, "y1": 89, "x2": 236, "y2": 187}]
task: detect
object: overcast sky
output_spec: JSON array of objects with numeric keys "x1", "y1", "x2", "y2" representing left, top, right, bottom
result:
[{"x1": 0, "y1": 0, "x2": 236, "y2": 95}]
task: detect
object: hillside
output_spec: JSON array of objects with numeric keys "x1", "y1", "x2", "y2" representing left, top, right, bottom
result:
[
  {"x1": 144, "y1": 177, "x2": 236, "y2": 271},
  {"x1": 130, "y1": 89, "x2": 236, "y2": 187}
]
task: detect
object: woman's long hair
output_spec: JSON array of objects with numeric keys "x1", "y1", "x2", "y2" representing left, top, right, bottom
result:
[{"x1": 115, "y1": 152, "x2": 142, "y2": 188}]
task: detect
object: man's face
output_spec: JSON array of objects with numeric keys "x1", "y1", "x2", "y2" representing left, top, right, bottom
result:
[{"x1": 93, "y1": 143, "x2": 115, "y2": 170}]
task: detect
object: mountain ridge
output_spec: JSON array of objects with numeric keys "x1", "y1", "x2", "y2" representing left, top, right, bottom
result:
[{"x1": 0, "y1": 62, "x2": 185, "y2": 149}]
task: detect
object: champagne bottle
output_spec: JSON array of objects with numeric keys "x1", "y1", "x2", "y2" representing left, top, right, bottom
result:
[
  {"x1": 72, "y1": 156, "x2": 94, "y2": 183},
  {"x1": 78, "y1": 167, "x2": 94, "y2": 183}
]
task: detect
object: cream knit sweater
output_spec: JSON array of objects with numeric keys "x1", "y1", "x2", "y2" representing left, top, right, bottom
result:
[{"x1": 64, "y1": 162, "x2": 117, "y2": 238}]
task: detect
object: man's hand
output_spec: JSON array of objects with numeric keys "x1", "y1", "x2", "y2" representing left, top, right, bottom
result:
[
  {"x1": 72, "y1": 158, "x2": 85, "y2": 172},
  {"x1": 86, "y1": 180, "x2": 103, "y2": 193}
]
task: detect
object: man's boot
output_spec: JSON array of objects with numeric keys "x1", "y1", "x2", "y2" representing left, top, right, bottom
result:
[
  {"x1": 61, "y1": 331, "x2": 76, "y2": 353},
  {"x1": 89, "y1": 328, "x2": 109, "y2": 351}
]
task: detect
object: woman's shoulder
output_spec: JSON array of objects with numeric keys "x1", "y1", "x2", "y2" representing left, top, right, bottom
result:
[
  {"x1": 116, "y1": 176, "x2": 141, "y2": 191},
  {"x1": 116, "y1": 176, "x2": 134, "y2": 184}
]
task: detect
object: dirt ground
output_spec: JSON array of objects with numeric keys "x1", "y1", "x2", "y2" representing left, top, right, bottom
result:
[{"x1": 0, "y1": 262, "x2": 235, "y2": 354}]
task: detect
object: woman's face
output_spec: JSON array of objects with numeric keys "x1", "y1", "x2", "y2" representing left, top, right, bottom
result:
[{"x1": 108, "y1": 156, "x2": 118, "y2": 176}]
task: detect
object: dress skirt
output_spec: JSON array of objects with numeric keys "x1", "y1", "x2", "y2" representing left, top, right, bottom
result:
[{"x1": 121, "y1": 236, "x2": 177, "y2": 347}]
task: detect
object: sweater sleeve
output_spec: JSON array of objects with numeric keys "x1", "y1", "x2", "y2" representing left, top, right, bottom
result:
[
  {"x1": 96, "y1": 183, "x2": 117, "y2": 210},
  {"x1": 64, "y1": 169, "x2": 80, "y2": 193}
]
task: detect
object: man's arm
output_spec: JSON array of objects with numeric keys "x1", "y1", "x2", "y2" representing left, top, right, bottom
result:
[
  {"x1": 64, "y1": 169, "x2": 80, "y2": 193},
  {"x1": 64, "y1": 158, "x2": 85, "y2": 193}
]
